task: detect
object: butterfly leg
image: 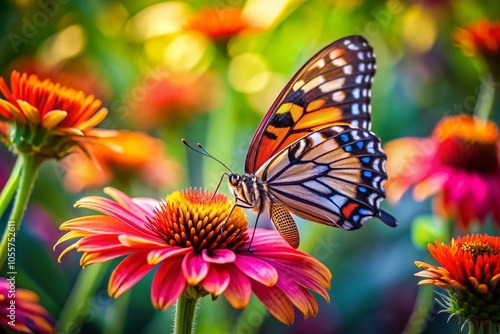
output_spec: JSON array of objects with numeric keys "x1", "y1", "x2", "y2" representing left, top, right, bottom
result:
[{"x1": 210, "y1": 172, "x2": 230, "y2": 201}]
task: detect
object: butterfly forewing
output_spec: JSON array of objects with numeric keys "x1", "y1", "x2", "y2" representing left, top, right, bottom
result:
[
  {"x1": 256, "y1": 125, "x2": 391, "y2": 230},
  {"x1": 245, "y1": 35, "x2": 377, "y2": 173}
]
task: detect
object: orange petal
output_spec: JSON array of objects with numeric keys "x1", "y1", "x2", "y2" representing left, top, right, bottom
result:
[
  {"x1": 17, "y1": 99, "x2": 41, "y2": 124},
  {"x1": 42, "y1": 110, "x2": 67, "y2": 130},
  {"x1": 77, "y1": 108, "x2": 108, "y2": 131}
]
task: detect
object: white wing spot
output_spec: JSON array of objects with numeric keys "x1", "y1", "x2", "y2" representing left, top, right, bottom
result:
[
  {"x1": 343, "y1": 39, "x2": 351, "y2": 45},
  {"x1": 358, "y1": 63, "x2": 366, "y2": 71},
  {"x1": 333, "y1": 57, "x2": 347, "y2": 67},
  {"x1": 352, "y1": 88, "x2": 360, "y2": 99},
  {"x1": 348, "y1": 43, "x2": 360, "y2": 50},
  {"x1": 357, "y1": 52, "x2": 365, "y2": 60},
  {"x1": 355, "y1": 75, "x2": 363, "y2": 84},
  {"x1": 332, "y1": 91, "x2": 346, "y2": 102},
  {"x1": 352, "y1": 103, "x2": 360, "y2": 115},
  {"x1": 330, "y1": 194, "x2": 348, "y2": 208},
  {"x1": 292, "y1": 80, "x2": 305, "y2": 92},
  {"x1": 302, "y1": 76, "x2": 326, "y2": 93},
  {"x1": 319, "y1": 78, "x2": 346, "y2": 93},
  {"x1": 313, "y1": 58, "x2": 326, "y2": 69},
  {"x1": 343, "y1": 64, "x2": 353, "y2": 75},
  {"x1": 329, "y1": 49, "x2": 343, "y2": 60}
]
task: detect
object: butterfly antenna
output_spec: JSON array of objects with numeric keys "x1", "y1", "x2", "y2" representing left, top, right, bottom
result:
[{"x1": 182, "y1": 139, "x2": 233, "y2": 173}]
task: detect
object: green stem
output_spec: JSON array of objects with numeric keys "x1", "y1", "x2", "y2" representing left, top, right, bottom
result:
[
  {"x1": 174, "y1": 294, "x2": 199, "y2": 334},
  {"x1": 474, "y1": 75, "x2": 498, "y2": 121},
  {"x1": 0, "y1": 156, "x2": 23, "y2": 219},
  {"x1": 482, "y1": 322, "x2": 491, "y2": 334},
  {"x1": 0, "y1": 153, "x2": 42, "y2": 267},
  {"x1": 402, "y1": 285, "x2": 435, "y2": 334},
  {"x1": 57, "y1": 263, "x2": 109, "y2": 333},
  {"x1": 468, "y1": 321, "x2": 479, "y2": 334}
]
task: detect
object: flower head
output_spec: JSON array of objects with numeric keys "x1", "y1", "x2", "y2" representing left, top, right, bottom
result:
[
  {"x1": 415, "y1": 234, "x2": 500, "y2": 328},
  {"x1": 385, "y1": 115, "x2": 500, "y2": 229},
  {"x1": 62, "y1": 131, "x2": 181, "y2": 192},
  {"x1": 56, "y1": 188, "x2": 331, "y2": 325},
  {"x1": 0, "y1": 277, "x2": 56, "y2": 333},
  {"x1": 453, "y1": 20, "x2": 500, "y2": 58},
  {"x1": 185, "y1": 7, "x2": 254, "y2": 41},
  {"x1": 453, "y1": 20, "x2": 500, "y2": 79},
  {"x1": 129, "y1": 74, "x2": 218, "y2": 129},
  {"x1": 0, "y1": 71, "x2": 114, "y2": 159}
]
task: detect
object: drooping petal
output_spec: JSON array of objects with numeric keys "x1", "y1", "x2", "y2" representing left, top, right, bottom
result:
[
  {"x1": 152, "y1": 257, "x2": 186, "y2": 310},
  {"x1": 223, "y1": 264, "x2": 252, "y2": 309},
  {"x1": 234, "y1": 254, "x2": 278, "y2": 287},
  {"x1": 201, "y1": 265, "x2": 230, "y2": 296},
  {"x1": 182, "y1": 250, "x2": 209, "y2": 285},
  {"x1": 251, "y1": 280, "x2": 295, "y2": 325},
  {"x1": 109, "y1": 250, "x2": 155, "y2": 298}
]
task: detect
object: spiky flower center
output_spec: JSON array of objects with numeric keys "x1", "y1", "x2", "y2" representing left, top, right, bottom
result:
[
  {"x1": 461, "y1": 241, "x2": 499, "y2": 258},
  {"x1": 147, "y1": 189, "x2": 248, "y2": 253},
  {"x1": 432, "y1": 115, "x2": 499, "y2": 174}
]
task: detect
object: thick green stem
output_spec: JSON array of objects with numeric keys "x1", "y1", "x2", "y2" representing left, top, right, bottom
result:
[
  {"x1": 0, "y1": 154, "x2": 42, "y2": 267},
  {"x1": 402, "y1": 285, "x2": 435, "y2": 334},
  {"x1": 174, "y1": 294, "x2": 199, "y2": 334},
  {"x1": 0, "y1": 156, "x2": 23, "y2": 219},
  {"x1": 57, "y1": 263, "x2": 109, "y2": 333},
  {"x1": 474, "y1": 75, "x2": 498, "y2": 121}
]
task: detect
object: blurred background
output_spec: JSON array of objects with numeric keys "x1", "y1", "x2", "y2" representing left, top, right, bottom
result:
[{"x1": 1, "y1": 0, "x2": 499, "y2": 333}]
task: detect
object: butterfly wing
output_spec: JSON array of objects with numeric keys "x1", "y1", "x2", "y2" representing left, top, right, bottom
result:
[
  {"x1": 245, "y1": 35, "x2": 376, "y2": 173},
  {"x1": 256, "y1": 124, "x2": 398, "y2": 230}
]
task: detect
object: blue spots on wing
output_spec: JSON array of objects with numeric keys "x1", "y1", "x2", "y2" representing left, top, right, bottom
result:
[
  {"x1": 344, "y1": 145, "x2": 353, "y2": 152},
  {"x1": 356, "y1": 141, "x2": 364, "y2": 149},
  {"x1": 359, "y1": 208, "x2": 372, "y2": 215},
  {"x1": 363, "y1": 170, "x2": 372, "y2": 178},
  {"x1": 361, "y1": 157, "x2": 370, "y2": 164},
  {"x1": 358, "y1": 186, "x2": 367, "y2": 193},
  {"x1": 340, "y1": 134, "x2": 349, "y2": 143}
]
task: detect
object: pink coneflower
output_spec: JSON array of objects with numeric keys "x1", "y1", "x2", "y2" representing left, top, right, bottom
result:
[
  {"x1": 0, "y1": 277, "x2": 56, "y2": 333},
  {"x1": 385, "y1": 115, "x2": 500, "y2": 229},
  {"x1": 55, "y1": 188, "x2": 331, "y2": 325}
]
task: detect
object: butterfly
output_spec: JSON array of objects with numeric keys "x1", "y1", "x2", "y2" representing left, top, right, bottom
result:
[{"x1": 221, "y1": 35, "x2": 398, "y2": 249}]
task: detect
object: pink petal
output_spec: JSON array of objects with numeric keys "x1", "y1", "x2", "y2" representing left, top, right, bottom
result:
[
  {"x1": 147, "y1": 247, "x2": 191, "y2": 265},
  {"x1": 234, "y1": 255, "x2": 278, "y2": 287},
  {"x1": 109, "y1": 250, "x2": 155, "y2": 298},
  {"x1": 75, "y1": 196, "x2": 151, "y2": 235},
  {"x1": 201, "y1": 265, "x2": 230, "y2": 296},
  {"x1": 275, "y1": 274, "x2": 319, "y2": 318},
  {"x1": 151, "y1": 257, "x2": 186, "y2": 310},
  {"x1": 202, "y1": 249, "x2": 236, "y2": 264},
  {"x1": 118, "y1": 235, "x2": 165, "y2": 248},
  {"x1": 104, "y1": 187, "x2": 158, "y2": 218},
  {"x1": 60, "y1": 216, "x2": 139, "y2": 235},
  {"x1": 223, "y1": 264, "x2": 252, "y2": 309},
  {"x1": 182, "y1": 250, "x2": 209, "y2": 285},
  {"x1": 251, "y1": 281, "x2": 294, "y2": 325}
]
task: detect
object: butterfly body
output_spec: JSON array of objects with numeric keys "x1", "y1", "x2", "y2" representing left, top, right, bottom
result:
[{"x1": 227, "y1": 35, "x2": 397, "y2": 248}]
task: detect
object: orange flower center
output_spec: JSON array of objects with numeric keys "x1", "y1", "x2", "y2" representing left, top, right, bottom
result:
[
  {"x1": 147, "y1": 189, "x2": 248, "y2": 253},
  {"x1": 461, "y1": 241, "x2": 499, "y2": 258},
  {"x1": 432, "y1": 115, "x2": 499, "y2": 174}
]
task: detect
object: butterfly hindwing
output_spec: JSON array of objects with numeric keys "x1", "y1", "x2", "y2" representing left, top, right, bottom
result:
[
  {"x1": 245, "y1": 35, "x2": 377, "y2": 173},
  {"x1": 256, "y1": 124, "x2": 391, "y2": 230}
]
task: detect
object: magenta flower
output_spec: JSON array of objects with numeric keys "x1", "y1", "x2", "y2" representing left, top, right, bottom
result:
[
  {"x1": 55, "y1": 188, "x2": 331, "y2": 325},
  {"x1": 0, "y1": 277, "x2": 55, "y2": 333}
]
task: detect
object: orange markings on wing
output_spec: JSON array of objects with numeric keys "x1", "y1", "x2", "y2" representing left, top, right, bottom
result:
[
  {"x1": 295, "y1": 107, "x2": 343, "y2": 130},
  {"x1": 306, "y1": 99, "x2": 326, "y2": 112}
]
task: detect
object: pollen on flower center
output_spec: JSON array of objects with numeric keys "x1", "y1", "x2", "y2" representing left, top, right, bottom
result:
[
  {"x1": 461, "y1": 241, "x2": 499, "y2": 258},
  {"x1": 432, "y1": 115, "x2": 499, "y2": 174},
  {"x1": 147, "y1": 189, "x2": 248, "y2": 253}
]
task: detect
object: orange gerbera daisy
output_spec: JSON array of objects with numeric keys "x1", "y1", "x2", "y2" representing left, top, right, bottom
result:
[
  {"x1": 415, "y1": 234, "x2": 500, "y2": 329},
  {"x1": 0, "y1": 71, "x2": 114, "y2": 159},
  {"x1": 62, "y1": 131, "x2": 181, "y2": 192},
  {"x1": 0, "y1": 277, "x2": 56, "y2": 333},
  {"x1": 385, "y1": 115, "x2": 500, "y2": 229},
  {"x1": 56, "y1": 188, "x2": 331, "y2": 325}
]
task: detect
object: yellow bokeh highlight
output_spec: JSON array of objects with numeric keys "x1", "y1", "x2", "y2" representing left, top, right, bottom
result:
[
  {"x1": 38, "y1": 24, "x2": 85, "y2": 67},
  {"x1": 402, "y1": 6, "x2": 437, "y2": 53},
  {"x1": 229, "y1": 53, "x2": 270, "y2": 94}
]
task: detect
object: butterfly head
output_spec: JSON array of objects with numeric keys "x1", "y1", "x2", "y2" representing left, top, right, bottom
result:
[{"x1": 228, "y1": 173, "x2": 242, "y2": 187}]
